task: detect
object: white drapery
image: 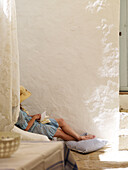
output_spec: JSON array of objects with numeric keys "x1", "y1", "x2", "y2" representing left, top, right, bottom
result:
[{"x1": 0, "y1": 0, "x2": 20, "y2": 131}]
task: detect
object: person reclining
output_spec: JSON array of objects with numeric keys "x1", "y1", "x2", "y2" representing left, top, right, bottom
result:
[{"x1": 16, "y1": 86, "x2": 95, "y2": 141}]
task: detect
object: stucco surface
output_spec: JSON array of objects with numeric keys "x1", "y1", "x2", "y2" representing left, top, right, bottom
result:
[{"x1": 16, "y1": 0, "x2": 120, "y2": 142}]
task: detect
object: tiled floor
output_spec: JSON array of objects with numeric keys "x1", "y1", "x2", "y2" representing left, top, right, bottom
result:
[{"x1": 71, "y1": 145, "x2": 128, "y2": 170}]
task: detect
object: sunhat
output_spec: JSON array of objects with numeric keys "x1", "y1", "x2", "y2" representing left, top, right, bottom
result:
[{"x1": 20, "y1": 86, "x2": 31, "y2": 103}]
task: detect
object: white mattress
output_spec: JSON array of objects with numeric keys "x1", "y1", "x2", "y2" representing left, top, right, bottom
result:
[{"x1": 0, "y1": 141, "x2": 64, "y2": 170}]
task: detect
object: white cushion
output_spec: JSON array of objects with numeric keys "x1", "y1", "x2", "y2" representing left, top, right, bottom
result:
[
  {"x1": 66, "y1": 138, "x2": 108, "y2": 153},
  {"x1": 12, "y1": 126, "x2": 50, "y2": 141}
]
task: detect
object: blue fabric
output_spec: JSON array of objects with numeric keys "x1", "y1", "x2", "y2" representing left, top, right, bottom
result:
[
  {"x1": 33, "y1": 118, "x2": 59, "y2": 139},
  {"x1": 16, "y1": 110, "x2": 59, "y2": 139}
]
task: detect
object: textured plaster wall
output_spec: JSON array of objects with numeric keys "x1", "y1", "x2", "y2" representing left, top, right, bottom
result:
[{"x1": 16, "y1": 0, "x2": 120, "y2": 142}]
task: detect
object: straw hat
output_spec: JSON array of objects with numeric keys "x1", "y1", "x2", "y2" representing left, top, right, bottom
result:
[{"x1": 20, "y1": 86, "x2": 31, "y2": 103}]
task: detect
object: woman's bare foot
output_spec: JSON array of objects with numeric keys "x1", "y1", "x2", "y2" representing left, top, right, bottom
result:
[{"x1": 79, "y1": 134, "x2": 95, "y2": 141}]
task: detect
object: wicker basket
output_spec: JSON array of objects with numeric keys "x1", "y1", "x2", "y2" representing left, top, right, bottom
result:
[{"x1": 0, "y1": 132, "x2": 20, "y2": 158}]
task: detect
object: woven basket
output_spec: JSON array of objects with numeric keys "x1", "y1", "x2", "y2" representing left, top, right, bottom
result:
[{"x1": 0, "y1": 132, "x2": 20, "y2": 158}]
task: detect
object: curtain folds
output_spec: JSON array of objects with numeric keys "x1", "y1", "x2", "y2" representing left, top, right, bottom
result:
[{"x1": 0, "y1": 0, "x2": 20, "y2": 131}]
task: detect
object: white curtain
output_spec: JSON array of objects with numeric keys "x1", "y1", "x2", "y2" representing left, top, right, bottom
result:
[{"x1": 0, "y1": 0, "x2": 20, "y2": 131}]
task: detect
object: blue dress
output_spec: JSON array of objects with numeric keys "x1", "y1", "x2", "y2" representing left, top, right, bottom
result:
[{"x1": 15, "y1": 110, "x2": 59, "y2": 139}]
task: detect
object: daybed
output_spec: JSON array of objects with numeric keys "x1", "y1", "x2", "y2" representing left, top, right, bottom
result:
[{"x1": 0, "y1": 126, "x2": 77, "y2": 170}]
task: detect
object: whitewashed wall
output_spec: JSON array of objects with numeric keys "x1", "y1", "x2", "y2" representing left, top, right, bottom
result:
[{"x1": 16, "y1": 0, "x2": 120, "y2": 143}]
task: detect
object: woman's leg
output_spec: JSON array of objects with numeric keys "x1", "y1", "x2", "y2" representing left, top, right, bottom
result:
[
  {"x1": 54, "y1": 129, "x2": 77, "y2": 141},
  {"x1": 55, "y1": 118, "x2": 95, "y2": 141}
]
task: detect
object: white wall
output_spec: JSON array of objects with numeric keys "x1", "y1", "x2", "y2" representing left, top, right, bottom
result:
[{"x1": 16, "y1": 0, "x2": 120, "y2": 143}]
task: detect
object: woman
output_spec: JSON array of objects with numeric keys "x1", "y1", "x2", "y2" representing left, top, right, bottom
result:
[{"x1": 16, "y1": 86, "x2": 95, "y2": 141}]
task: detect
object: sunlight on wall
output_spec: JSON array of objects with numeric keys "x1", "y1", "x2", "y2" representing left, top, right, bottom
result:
[
  {"x1": 97, "y1": 19, "x2": 119, "y2": 78},
  {"x1": 86, "y1": 0, "x2": 108, "y2": 13},
  {"x1": 85, "y1": 80, "x2": 118, "y2": 114},
  {"x1": 85, "y1": 0, "x2": 119, "y2": 145}
]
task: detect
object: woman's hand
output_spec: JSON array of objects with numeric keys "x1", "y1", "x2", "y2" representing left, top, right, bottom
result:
[
  {"x1": 33, "y1": 114, "x2": 41, "y2": 120},
  {"x1": 25, "y1": 114, "x2": 41, "y2": 131}
]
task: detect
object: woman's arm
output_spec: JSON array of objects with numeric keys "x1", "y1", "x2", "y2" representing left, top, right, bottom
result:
[{"x1": 25, "y1": 114, "x2": 41, "y2": 131}]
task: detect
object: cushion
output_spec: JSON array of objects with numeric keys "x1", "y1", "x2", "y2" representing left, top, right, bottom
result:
[
  {"x1": 66, "y1": 138, "x2": 108, "y2": 153},
  {"x1": 12, "y1": 125, "x2": 50, "y2": 141}
]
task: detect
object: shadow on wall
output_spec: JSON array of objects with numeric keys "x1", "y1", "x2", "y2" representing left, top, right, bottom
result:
[{"x1": 84, "y1": 0, "x2": 119, "y2": 139}]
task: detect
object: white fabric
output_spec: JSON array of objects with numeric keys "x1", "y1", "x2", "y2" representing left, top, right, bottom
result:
[
  {"x1": 0, "y1": 141, "x2": 64, "y2": 170},
  {"x1": 0, "y1": 0, "x2": 20, "y2": 131},
  {"x1": 12, "y1": 125, "x2": 50, "y2": 141}
]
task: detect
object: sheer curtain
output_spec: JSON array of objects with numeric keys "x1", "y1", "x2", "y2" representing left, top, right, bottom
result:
[{"x1": 0, "y1": 0, "x2": 20, "y2": 131}]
